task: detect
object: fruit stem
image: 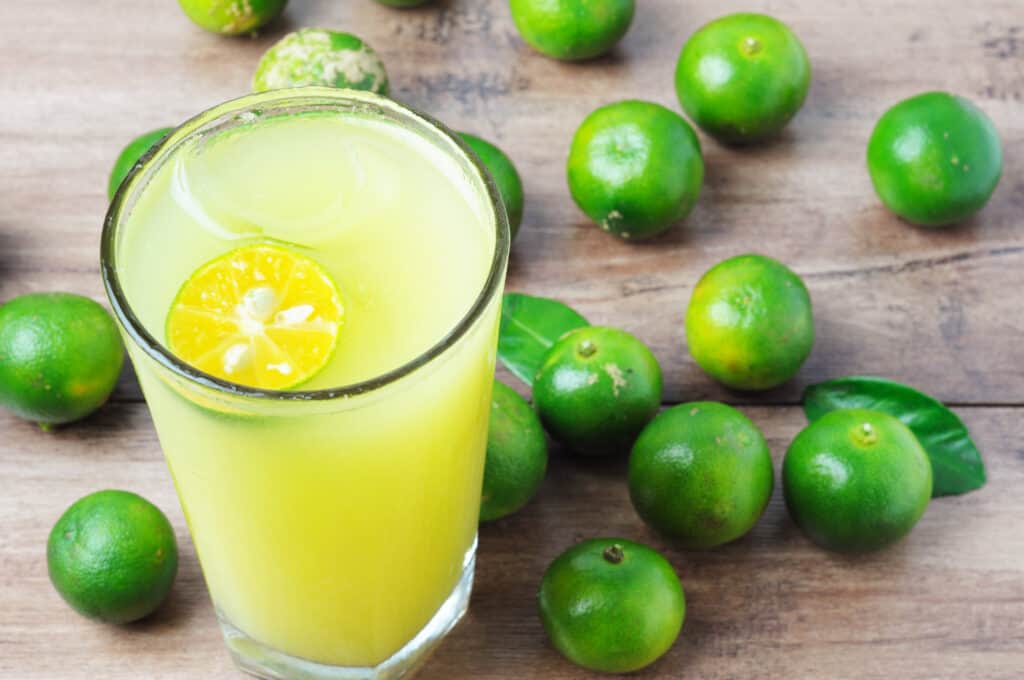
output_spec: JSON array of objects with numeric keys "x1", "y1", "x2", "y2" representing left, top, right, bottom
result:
[
  {"x1": 742, "y1": 36, "x2": 762, "y2": 55},
  {"x1": 577, "y1": 340, "x2": 597, "y2": 358},
  {"x1": 854, "y1": 422, "x2": 877, "y2": 446},
  {"x1": 39, "y1": 422, "x2": 54, "y2": 433},
  {"x1": 603, "y1": 544, "x2": 625, "y2": 564}
]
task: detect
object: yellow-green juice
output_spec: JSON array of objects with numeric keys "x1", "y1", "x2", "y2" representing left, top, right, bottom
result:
[{"x1": 103, "y1": 90, "x2": 509, "y2": 676}]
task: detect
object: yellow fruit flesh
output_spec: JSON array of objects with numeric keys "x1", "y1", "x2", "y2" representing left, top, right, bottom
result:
[{"x1": 167, "y1": 245, "x2": 343, "y2": 390}]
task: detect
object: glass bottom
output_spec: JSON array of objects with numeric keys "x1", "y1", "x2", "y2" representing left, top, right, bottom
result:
[{"x1": 218, "y1": 538, "x2": 476, "y2": 680}]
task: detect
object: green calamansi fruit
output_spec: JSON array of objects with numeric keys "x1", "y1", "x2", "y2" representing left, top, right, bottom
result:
[
  {"x1": 510, "y1": 0, "x2": 635, "y2": 61},
  {"x1": 867, "y1": 92, "x2": 1003, "y2": 227},
  {"x1": 568, "y1": 100, "x2": 704, "y2": 240},
  {"x1": 480, "y1": 381, "x2": 548, "y2": 522},
  {"x1": 539, "y1": 538, "x2": 685, "y2": 673},
  {"x1": 108, "y1": 127, "x2": 174, "y2": 200},
  {"x1": 685, "y1": 254, "x2": 814, "y2": 391},
  {"x1": 784, "y1": 409, "x2": 933, "y2": 553},
  {"x1": 253, "y1": 29, "x2": 389, "y2": 95},
  {"x1": 533, "y1": 326, "x2": 662, "y2": 456},
  {"x1": 675, "y1": 13, "x2": 811, "y2": 144},
  {"x1": 0, "y1": 293, "x2": 124, "y2": 427},
  {"x1": 178, "y1": 0, "x2": 287, "y2": 35},
  {"x1": 48, "y1": 490, "x2": 178, "y2": 624},
  {"x1": 460, "y1": 133, "x2": 525, "y2": 240},
  {"x1": 629, "y1": 402, "x2": 774, "y2": 548}
]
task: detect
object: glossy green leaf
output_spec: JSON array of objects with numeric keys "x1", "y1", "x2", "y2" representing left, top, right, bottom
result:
[
  {"x1": 498, "y1": 293, "x2": 589, "y2": 386},
  {"x1": 803, "y1": 376, "x2": 986, "y2": 497}
]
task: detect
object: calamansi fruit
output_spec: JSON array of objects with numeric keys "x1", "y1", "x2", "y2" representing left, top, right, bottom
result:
[
  {"x1": 867, "y1": 92, "x2": 1003, "y2": 227},
  {"x1": 629, "y1": 402, "x2": 774, "y2": 549},
  {"x1": 178, "y1": 0, "x2": 286, "y2": 36},
  {"x1": 166, "y1": 244, "x2": 343, "y2": 390},
  {"x1": 675, "y1": 13, "x2": 811, "y2": 144},
  {"x1": 533, "y1": 326, "x2": 662, "y2": 456},
  {"x1": 510, "y1": 0, "x2": 635, "y2": 61},
  {"x1": 685, "y1": 254, "x2": 814, "y2": 391},
  {"x1": 460, "y1": 133, "x2": 525, "y2": 240},
  {"x1": 539, "y1": 538, "x2": 685, "y2": 673},
  {"x1": 109, "y1": 127, "x2": 174, "y2": 200},
  {"x1": 253, "y1": 29, "x2": 389, "y2": 95},
  {"x1": 0, "y1": 293, "x2": 124, "y2": 427},
  {"x1": 480, "y1": 381, "x2": 548, "y2": 522},
  {"x1": 48, "y1": 490, "x2": 178, "y2": 624},
  {"x1": 784, "y1": 409, "x2": 932, "y2": 553},
  {"x1": 568, "y1": 100, "x2": 704, "y2": 240}
]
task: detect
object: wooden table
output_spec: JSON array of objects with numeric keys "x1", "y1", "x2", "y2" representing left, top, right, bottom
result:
[{"x1": 2, "y1": 1, "x2": 1022, "y2": 678}]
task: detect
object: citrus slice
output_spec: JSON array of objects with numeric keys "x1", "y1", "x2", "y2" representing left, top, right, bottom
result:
[{"x1": 166, "y1": 244, "x2": 343, "y2": 390}]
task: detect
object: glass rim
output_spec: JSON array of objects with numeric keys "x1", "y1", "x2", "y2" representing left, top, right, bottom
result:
[{"x1": 101, "y1": 87, "x2": 511, "y2": 402}]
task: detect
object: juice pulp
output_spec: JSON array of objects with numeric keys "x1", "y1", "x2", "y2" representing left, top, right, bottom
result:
[{"x1": 115, "y1": 107, "x2": 500, "y2": 666}]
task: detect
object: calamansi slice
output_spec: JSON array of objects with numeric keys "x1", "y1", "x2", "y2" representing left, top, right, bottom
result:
[{"x1": 166, "y1": 244, "x2": 343, "y2": 390}]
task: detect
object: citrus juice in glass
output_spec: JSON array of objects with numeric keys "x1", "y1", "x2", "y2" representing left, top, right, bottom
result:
[{"x1": 102, "y1": 89, "x2": 509, "y2": 679}]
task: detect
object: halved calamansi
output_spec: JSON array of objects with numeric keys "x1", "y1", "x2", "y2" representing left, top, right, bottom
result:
[{"x1": 166, "y1": 244, "x2": 343, "y2": 390}]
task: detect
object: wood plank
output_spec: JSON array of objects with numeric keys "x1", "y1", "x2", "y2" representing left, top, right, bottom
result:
[
  {"x1": 1, "y1": 403, "x2": 1021, "y2": 679},
  {"x1": 2, "y1": 1, "x2": 1023, "y2": 677},
  {"x1": 1, "y1": 0, "x2": 1022, "y2": 405}
]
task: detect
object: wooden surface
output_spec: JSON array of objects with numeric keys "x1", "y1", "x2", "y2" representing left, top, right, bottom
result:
[
  {"x1": 3, "y1": 405, "x2": 1024, "y2": 679},
  {"x1": 1, "y1": 0, "x2": 1022, "y2": 678}
]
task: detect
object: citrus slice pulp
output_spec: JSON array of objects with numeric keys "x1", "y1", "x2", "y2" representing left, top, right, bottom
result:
[{"x1": 166, "y1": 244, "x2": 343, "y2": 390}]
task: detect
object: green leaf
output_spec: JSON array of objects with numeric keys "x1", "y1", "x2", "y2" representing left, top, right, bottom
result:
[
  {"x1": 498, "y1": 293, "x2": 589, "y2": 386},
  {"x1": 803, "y1": 376, "x2": 986, "y2": 497}
]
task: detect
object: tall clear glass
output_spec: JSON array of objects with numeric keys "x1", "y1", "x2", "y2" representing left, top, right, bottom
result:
[{"x1": 101, "y1": 89, "x2": 510, "y2": 679}]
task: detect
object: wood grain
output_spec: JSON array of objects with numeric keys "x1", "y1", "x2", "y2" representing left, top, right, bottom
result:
[
  {"x1": 1, "y1": 0, "x2": 1022, "y2": 405},
  {"x1": 1, "y1": 1, "x2": 1023, "y2": 679},
  {"x1": 1, "y1": 404, "x2": 1021, "y2": 679}
]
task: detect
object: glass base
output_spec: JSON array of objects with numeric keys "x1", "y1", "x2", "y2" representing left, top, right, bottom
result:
[{"x1": 218, "y1": 540, "x2": 476, "y2": 680}]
